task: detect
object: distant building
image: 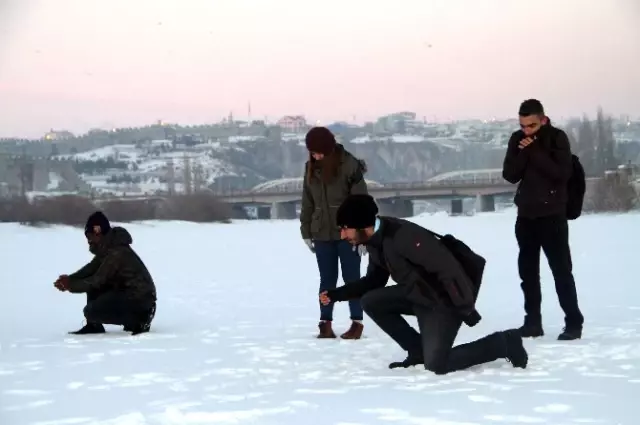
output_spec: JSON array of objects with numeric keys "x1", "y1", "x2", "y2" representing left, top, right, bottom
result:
[
  {"x1": 277, "y1": 115, "x2": 307, "y2": 133},
  {"x1": 43, "y1": 129, "x2": 74, "y2": 141},
  {"x1": 615, "y1": 162, "x2": 640, "y2": 181},
  {"x1": 375, "y1": 112, "x2": 420, "y2": 133},
  {"x1": 326, "y1": 121, "x2": 358, "y2": 133}
]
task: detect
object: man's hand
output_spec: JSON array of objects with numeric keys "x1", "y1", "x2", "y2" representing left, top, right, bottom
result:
[
  {"x1": 54, "y1": 275, "x2": 69, "y2": 292},
  {"x1": 319, "y1": 290, "x2": 332, "y2": 306},
  {"x1": 518, "y1": 137, "x2": 535, "y2": 150},
  {"x1": 353, "y1": 244, "x2": 367, "y2": 256},
  {"x1": 303, "y1": 239, "x2": 315, "y2": 253}
]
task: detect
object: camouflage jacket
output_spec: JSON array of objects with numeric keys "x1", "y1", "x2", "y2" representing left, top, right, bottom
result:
[
  {"x1": 300, "y1": 144, "x2": 369, "y2": 241},
  {"x1": 67, "y1": 227, "x2": 157, "y2": 302}
]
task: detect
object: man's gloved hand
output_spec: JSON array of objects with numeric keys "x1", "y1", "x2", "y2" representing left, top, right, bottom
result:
[
  {"x1": 353, "y1": 244, "x2": 367, "y2": 256},
  {"x1": 303, "y1": 239, "x2": 315, "y2": 253},
  {"x1": 462, "y1": 309, "x2": 482, "y2": 327},
  {"x1": 54, "y1": 275, "x2": 70, "y2": 292},
  {"x1": 319, "y1": 290, "x2": 332, "y2": 306},
  {"x1": 320, "y1": 289, "x2": 342, "y2": 305}
]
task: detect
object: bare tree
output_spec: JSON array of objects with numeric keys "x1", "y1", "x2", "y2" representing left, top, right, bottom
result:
[
  {"x1": 576, "y1": 116, "x2": 597, "y2": 176},
  {"x1": 576, "y1": 108, "x2": 619, "y2": 177},
  {"x1": 166, "y1": 158, "x2": 176, "y2": 195},
  {"x1": 588, "y1": 172, "x2": 638, "y2": 213},
  {"x1": 595, "y1": 108, "x2": 617, "y2": 173},
  {"x1": 193, "y1": 162, "x2": 205, "y2": 193},
  {"x1": 183, "y1": 155, "x2": 192, "y2": 195}
]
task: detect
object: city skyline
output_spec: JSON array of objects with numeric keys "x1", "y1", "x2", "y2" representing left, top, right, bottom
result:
[{"x1": 1, "y1": 0, "x2": 639, "y2": 138}]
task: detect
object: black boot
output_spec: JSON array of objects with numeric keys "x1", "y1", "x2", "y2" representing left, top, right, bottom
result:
[
  {"x1": 558, "y1": 326, "x2": 582, "y2": 341},
  {"x1": 127, "y1": 322, "x2": 151, "y2": 335},
  {"x1": 126, "y1": 303, "x2": 156, "y2": 335},
  {"x1": 69, "y1": 322, "x2": 105, "y2": 335},
  {"x1": 503, "y1": 329, "x2": 528, "y2": 369},
  {"x1": 519, "y1": 315, "x2": 544, "y2": 338},
  {"x1": 389, "y1": 351, "x2": 423, "y2": 369}
]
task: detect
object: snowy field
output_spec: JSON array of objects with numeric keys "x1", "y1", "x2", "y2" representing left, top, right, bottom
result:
[{"x1": 1, "y1": 209, "x2": 639, "y2": 425}]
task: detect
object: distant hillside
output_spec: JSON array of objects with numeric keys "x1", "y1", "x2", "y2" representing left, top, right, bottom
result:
[
  {"x1": 3, "y1": 117, "x2": 637, "y2": 196},
  {"x1": 42, "y1": 137, "x2": 506, "y2": 196}
]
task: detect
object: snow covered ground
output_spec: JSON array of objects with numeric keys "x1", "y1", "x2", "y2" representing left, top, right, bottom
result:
[{"x1": 1, "y1": 209, "x2": 639, "y2": 425}]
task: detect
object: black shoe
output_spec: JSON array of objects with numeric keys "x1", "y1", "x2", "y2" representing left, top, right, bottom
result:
[
  {"x1": 123, "y1": 324, "x2": 144, "y2": 333},
  {"x1": 127, "y1": 303, "x2": 156, "y2": 335},
  {"x1": 389, "y1": 353, "x2": 423, "y2": 369},
  {"x1": 504, "y1": 329, "x2": 528, "y2": 369},
  {"x1": 128, "y1": 322, "x2": 151, "y2": 336},
  {"x1": 558, "y1": 327, "x2": 582, "y2": 341},
  {"x1": 519, "y1": 316, "x2": 544, "y2": 338},
  {"x1": 69, "y1": 323, "x2": 105, "y2": 335},
  {"x1": 520, "y1": 324, "x2": 544, "y2": 338}
]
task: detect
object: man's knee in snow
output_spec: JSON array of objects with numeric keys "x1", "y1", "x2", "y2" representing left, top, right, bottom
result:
[
  {"x1": 424, "y1": 362, "x2": 449, "y2": 375},
  {"x1": 423, "y1": 355, "x2": 449, "y2": 375}
]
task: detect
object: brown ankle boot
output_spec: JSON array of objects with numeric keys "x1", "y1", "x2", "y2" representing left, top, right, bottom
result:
[
  {"x1": 341, "y1": 321, "x2": 364, "y2": 340},
  {"x1": 317, "y1": 321, "x2": 337, "y2": 338}
]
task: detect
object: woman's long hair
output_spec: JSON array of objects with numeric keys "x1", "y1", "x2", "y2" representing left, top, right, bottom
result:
[{"x1": 306, "y1": 147, "x2": 342, "y2": 185}]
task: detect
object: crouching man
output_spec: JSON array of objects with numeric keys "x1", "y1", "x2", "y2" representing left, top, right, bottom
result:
[
  {"x1": 54, "y1": 211, "x2": 157, "y2": 336},
  {"x1": 320, "y1": 194, "x2": 528, "y2": 374}
]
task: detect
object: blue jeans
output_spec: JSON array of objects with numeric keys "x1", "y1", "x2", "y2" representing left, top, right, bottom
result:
[{"x1": 314, "y1": 240, "x2": 363, "y2": 321}]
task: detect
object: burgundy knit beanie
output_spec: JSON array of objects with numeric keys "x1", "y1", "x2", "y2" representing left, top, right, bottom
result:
[{"x1": 305, "y1": 127, "x2": 336, "y2": 155}]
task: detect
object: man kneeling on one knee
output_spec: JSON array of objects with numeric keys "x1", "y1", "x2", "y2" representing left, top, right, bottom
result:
[
  {"x1": 320, "y1": 194, "x2": 528, "y2": 374},
  {"x1": 54, "y1": 211, "x2": 157, "y2": 335}
]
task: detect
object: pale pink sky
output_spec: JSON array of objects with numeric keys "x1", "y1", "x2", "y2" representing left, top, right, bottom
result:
[{"x1": 0, "y1": 0, "x2": 639, "y2": 138}]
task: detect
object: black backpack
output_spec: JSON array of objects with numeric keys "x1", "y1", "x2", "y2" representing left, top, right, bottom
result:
[
  {"x1": 426, "y1": 229, "x2": 486, "y2": 299},
  {"x1": 548, "y1": 128, "x2": 586, "y2": 220},
  {"x1": 566, "y1": 154, "x2": 586, "y2": 220}
]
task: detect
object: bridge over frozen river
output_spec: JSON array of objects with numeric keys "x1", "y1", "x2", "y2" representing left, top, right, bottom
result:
[{"x1": 215, "y1": 168, "x2": 517, "y2": 218}]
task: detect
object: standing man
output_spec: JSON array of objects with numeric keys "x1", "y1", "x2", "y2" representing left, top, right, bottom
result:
[
  {"x1": 320, "y1": 194, "x2": 528, "y2": 374},
  {"x1": 502, "y1": 99, "x2": 584, "y2": 341}
]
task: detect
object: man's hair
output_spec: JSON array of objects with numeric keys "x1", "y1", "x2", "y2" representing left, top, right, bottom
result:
[{"x1": 518, "y1": 99, "x2": 545, "y2": 117}]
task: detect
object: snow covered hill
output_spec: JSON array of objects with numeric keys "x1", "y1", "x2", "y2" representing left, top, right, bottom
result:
[
  {"x1": 53, "y1": 141, "x2": 241, "y2": 195},
  {"x1": 1, "y1": 209, "x2": 639, "y2": 424}
]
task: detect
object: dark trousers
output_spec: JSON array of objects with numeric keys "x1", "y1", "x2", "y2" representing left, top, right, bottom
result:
[
  {"x1": 515, "y1": 215, "x2": 584, "y2": 328},
  {"x1": 85, "y1": 289, "x2": 156, "y2": 328},
  {"x1": 361, "y1": 285, "x2": 507, "y2": 374},
  {"x1": 314, "y1": 240, "x2": 363, "y2": 321}
]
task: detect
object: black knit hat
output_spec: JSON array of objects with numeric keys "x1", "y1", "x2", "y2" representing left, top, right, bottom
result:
[
  {"x1": 85, "y1": 211, "x2": 111, "y2": 235},
  {"x1": 336, "y1": 194, "x2": 379, "y2": 229},
  {"x1": 305, "y1": 126, "x2": 336, "y2": 155}
]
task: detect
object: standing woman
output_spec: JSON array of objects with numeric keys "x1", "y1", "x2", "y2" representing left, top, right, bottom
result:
[{"x1": 300, "y1": 126, "x2": 369, "y2": 339}]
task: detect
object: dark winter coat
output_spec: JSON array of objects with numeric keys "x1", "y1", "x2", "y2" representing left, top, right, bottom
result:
[
  {"x1": 67, "y1": 227, "x2": 157, "y2": 302},
  {"x1": 300, "y1": 144, "x2": 368, "y2": 241},
  {"x1": 502, "y1": 122, "x2": 573, "y2": 218},
  {"x1": 327, "y1": 217, "x2": 478, "y2": 318}
]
